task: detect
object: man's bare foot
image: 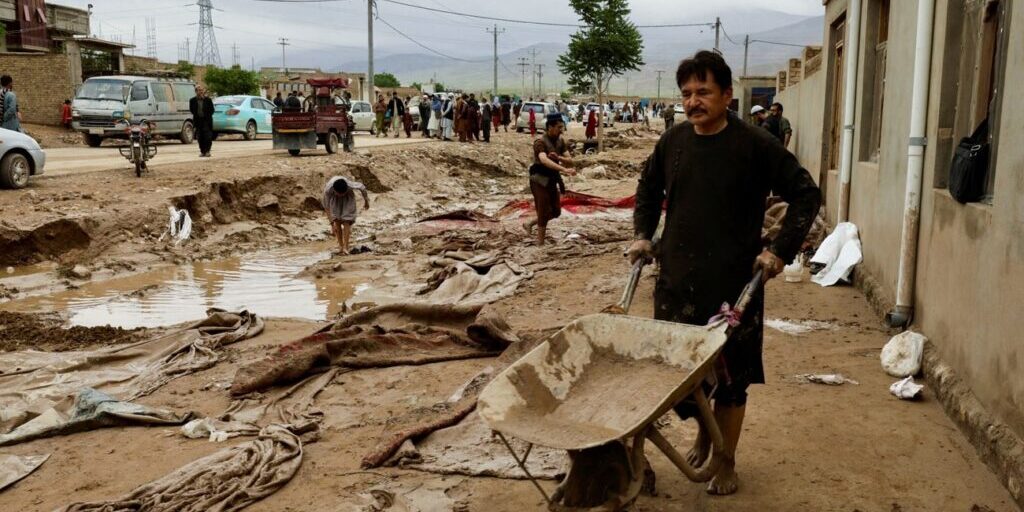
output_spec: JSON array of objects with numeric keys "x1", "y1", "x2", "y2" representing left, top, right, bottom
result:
[{"x1": 705, "y1": 459, "x2": 739, "y2": 495}]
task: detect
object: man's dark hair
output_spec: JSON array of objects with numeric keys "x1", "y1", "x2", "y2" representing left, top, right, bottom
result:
[
  {"x1": 545, "y1": 112, "x2": 563, "y2": 128},
  {"x1": 332, "y1": 178, "x2": 349, "y2": 194},
  {"x1": 1, "y1": 75, "x2": 11, "y2": 87},
  {"x1": 675, "y1": 50, "x2": 732, "y2": 92},
  {"x1": 771, "y1": 102, "x2": 784, "y2": 112}
]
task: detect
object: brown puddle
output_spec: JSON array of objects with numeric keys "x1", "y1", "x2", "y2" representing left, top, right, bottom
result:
[{"x1": 1, "y1": 244, "x2": 366, "y2": 328}]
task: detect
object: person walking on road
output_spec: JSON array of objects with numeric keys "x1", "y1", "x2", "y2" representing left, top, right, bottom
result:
[
  {"x1": 1, "y1": 75, "x2": 23, "y2": 132},
  {"x1": 491, "y1": 96, "x2": 502, "y2": 132},
  {"x1": 500, "y1": 96, "x2": 512, "y2": 132},
  {"x1": 373, "y1": 94, "x2": 386, "y2": 137},
  {"x1": 189, "y1": 85, "x2": 214, "y2": 158},
  {"x1": 454, "y1": 94, "x2": 468, "y2": 142},
  {"x1": 467, "y1": 93, "x2": 481, "y2": 142},
  {"x1": 661, "y1": 102, "x2": 675, "y2": 131},
  {"x1": 419, "y1": 95, "x2": 431, "y2": 138},
  {"x1": 585, "y1": 109, "x2": 597, "y2": 140},
  {"x1": 429, "y1": 94, "x2": 442, "y2": 138},
  {"x1": 388, "y1": 92, "x2": 405, "y2": 138},
  {"x1": 441, "y1": 93, "x2": 454, "y2": 141},
  {"x1": 481, "y1": 100, "x2": 492, "y2": 143},
  {"x1": 523, "y1": 112, "x2": 576, "y2": 245},
  {"x1": 627, "y1": 50, "x2": 820, "y2": 496},
  {"x1": 322, "y1": 176, "x2": 371, "y2": 256}
]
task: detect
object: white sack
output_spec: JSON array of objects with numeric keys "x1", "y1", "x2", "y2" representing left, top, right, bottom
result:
[
  {"x1": 811, "y1": 222, "x2": 863, "y2": 286},
  {"x1": 881, "y1": 331, "x2": 927, "y2": 377}
]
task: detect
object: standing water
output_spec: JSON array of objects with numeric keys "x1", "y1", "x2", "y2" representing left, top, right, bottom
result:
[{"x1": 2, "y1": 244, "x2": 366, "y2": 329}]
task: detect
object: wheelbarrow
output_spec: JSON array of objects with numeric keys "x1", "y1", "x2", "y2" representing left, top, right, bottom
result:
[{"x1": 478, "y1": 254, "x2": 763, "y2": 511}]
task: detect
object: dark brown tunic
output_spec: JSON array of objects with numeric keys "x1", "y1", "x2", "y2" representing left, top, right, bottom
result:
[{"x1": 633, "y1": 116, "x2": 820, "y2": 403}]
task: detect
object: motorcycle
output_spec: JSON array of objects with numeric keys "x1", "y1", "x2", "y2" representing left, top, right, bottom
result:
[{"x1": 116, "y1": 118, "x2": 157, "y2": 177}]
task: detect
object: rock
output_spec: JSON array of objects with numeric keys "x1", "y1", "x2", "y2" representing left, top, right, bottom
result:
[
  {"x1": 69, "y1": 264, "x2": 92, "y2": 279},
  {"x1": 257, "y1": 193, "x2": 280, "y2": 210}
]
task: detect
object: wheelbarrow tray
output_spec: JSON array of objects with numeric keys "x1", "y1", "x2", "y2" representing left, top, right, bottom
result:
[{"x1": 478, "y1": 313, "x2": 728, "y2": 451}]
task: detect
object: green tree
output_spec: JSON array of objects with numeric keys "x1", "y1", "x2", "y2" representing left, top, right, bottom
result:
[
  {"x1": 204, "y1": 66, "x2": 260, "y2": 96},
  {"x1": 557, "y1": 0, "x2": 644, "y2": 152},
  {"x1": 410, "y1": 81, "x2": 422, "y2": 91},
  {"x1": 374, "y1": 72, "x2": 400, "y2": 88},
  {"x1": 175, "y1": 60, "x2": 195, "y2": 79}
]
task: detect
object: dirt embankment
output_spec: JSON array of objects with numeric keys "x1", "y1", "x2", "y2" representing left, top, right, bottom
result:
[{"x1": 0, "y1": 310, "x2": 142, "y2": 352}]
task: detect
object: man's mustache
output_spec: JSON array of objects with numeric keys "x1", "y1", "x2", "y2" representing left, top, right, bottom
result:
[{"x1": 687, "y1": 108, "x2": 706, "y2": 115}]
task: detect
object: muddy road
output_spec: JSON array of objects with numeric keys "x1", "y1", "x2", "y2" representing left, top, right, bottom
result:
[{"x1": 0, "y1": 127, "x2": 1015, "y2": 511}]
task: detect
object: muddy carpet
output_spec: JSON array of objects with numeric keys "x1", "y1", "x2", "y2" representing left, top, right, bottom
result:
[
  {"x1": 230, "y1": 303, "x2": 516, "y2": 396},
  {"x1": 60, "y1": 425, "x2": 301, "y2": 512}
]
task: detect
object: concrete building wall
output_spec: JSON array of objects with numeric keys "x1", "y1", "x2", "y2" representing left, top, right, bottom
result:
[
  {"x1": 0, "y1": 51, "x2": 75, "y2": 125},
  {"x1": 915, "y1": 0, "x2": 1024, "y2": 440},
  {"x1": 773, "y1": 56, "x2": 825, "y2": 187}
]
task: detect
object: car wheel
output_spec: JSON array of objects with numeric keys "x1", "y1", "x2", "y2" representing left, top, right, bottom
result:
[
  {"x1": 326, "y1": 132, "x2": 339, "y2": 154},
  {"x1": 180, "y1": 121, "x2": 195, "y2": 144},
  {"x1": 369, "y1": 125, "x2": 375, "y2": 135},
  {"x1": 84, "y1": 134, "x2": 103, "y2": 147},
  {"x1": 244, "y1": 121, "x2": 257, "y2": 141},
  {"x1": 288, "y1": 149, "x2": 300, "y2": 156},
  {"x1": 0, "y1": 152, "x2": 31, "y2": 189}
]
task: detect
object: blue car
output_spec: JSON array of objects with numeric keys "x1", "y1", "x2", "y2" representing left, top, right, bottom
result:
[{"x1": 212, "y1": 95, "x2": 275, "y2": 140}]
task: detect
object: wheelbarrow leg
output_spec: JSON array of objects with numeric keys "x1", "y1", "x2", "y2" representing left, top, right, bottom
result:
[{"x1": 646, "y1": 387, "x2": 726, "y2": 483}]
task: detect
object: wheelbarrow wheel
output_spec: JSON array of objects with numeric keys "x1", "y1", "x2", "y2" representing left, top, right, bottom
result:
[{"x1": 552, "y1": 434, "x2": 651, "y2": 511}]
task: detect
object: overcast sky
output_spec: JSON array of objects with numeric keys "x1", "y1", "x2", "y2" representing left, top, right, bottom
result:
[{"x1": 53, "y1": 0, "x2": 824, "y2": 67}]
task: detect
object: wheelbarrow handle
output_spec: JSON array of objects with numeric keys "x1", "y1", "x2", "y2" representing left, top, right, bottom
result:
[
  {"x1": 734, "y1": 270, "x2": 763, "y2": 315},
  {"x1": 605, "y1": 235, "x2": 661, "y2": 314}
]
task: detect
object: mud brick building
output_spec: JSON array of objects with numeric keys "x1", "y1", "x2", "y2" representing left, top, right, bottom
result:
[
  {"x1": 1, "y1": 0, "x2": 133, "y2": 125},
  {"x1": 772, "y1": 0, "x2": 1024, "y2": 505}
]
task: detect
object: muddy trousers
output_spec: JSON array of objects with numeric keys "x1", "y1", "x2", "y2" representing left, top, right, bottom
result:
[{"x1": 197, "y1": 126, "x2": 213, "y2": 154}]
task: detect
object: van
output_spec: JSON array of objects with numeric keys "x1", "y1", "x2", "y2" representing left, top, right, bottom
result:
[
  {"x1": 516, "y1": 102, "x2": 561, "y2": 132},
  {"x1": 71, "y1": 75, "x2": 197, "y2": 147}
]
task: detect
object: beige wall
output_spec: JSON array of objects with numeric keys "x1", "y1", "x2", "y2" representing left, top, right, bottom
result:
[
  {"x1": 0, "y1": 52, "x2": 76, "y2": 125},
  {"x1": 914, "y1": 0, "x2": 1024, "y2": 437},
  {"x1": 774, "y1": 62, "x2": 824, "y2": 187}
]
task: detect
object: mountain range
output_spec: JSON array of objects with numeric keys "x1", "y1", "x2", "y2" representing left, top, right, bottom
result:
[{"x1": 255, "y1": 8, "x2": 825, "y2": 97}]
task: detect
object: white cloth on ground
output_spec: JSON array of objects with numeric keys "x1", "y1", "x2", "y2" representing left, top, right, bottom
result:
[{"x1": 810, "y1": 222, "x2": 863, "y2": 286}]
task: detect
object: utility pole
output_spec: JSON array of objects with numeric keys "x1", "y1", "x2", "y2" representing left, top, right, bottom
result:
[
  {"x1": 625, "y1": 74, "x2": 630, "y2": 97},
  {"x1": 184, "y1": 37, "x2": 191, "y2": 62},
  {"x1": 367, "y1": 0, "x2": 375, "y2": 102},
  {"x1": 486, "y1": 24, "x2": 505, "y2": 97},
  {"x1": 278, "y1": 38, "x2": 290, "y2": 74},
  {"x1": 536, "y1": 63, "x2": 545, "y2": 98},
  {"x1": 516, "y1": 57, "x2": 529, "y2": 98},
  {"x1": 529, "y1": 48, "x2": 539, "y2": 98},
  {"x1": 742, "y1": 34, "x2": 750, "y2": 77},
  {"x1": 655, "y1": 70, "x2": 664, "y2": 102},
  {"x1": 232, "y1": 42, "x2": 239, "y2": 67},
  {"x1": 251, "y1": 55, "x2": 255, "y2": 71},
  {"x1": 714, "y1": 17, "x2": 721, "y2": 53}
]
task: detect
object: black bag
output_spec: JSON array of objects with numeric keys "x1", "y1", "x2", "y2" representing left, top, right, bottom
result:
[{"x1": 948, "y1": 119, "x2": 989, "y2": 203}]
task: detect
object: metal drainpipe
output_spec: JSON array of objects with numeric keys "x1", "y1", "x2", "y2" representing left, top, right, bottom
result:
[
  {"x1": 837, "y1": 0, "x2": 861, "y2": 223},
  {"x1": 887, "y1": 0, "x2": 936, "y2": 328}
]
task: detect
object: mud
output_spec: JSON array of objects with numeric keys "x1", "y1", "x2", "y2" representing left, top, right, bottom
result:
[
  {"x1": 0, "y1": 127, "x2": 1016, "y2": 512},
  {"x1": 0, "y1": 310, "x2": 141, "y2": 352}
]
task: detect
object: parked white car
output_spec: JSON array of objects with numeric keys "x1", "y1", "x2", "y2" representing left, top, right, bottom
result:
[
  {"x1": 516, "y1": 102, "x2": 559, "y2": 132},
  {"x1": 582, "y1": 103, "x2": 614, "y2": 128},
  {"x1": 0, "y1": 128, "x2": 45, "y2": 189},
  {"x1": 673, "y1": 105, "x2": 687, "y2": 126},
  {"x1": 346, "y1": 100, "x2": 378, "y2": 134}
]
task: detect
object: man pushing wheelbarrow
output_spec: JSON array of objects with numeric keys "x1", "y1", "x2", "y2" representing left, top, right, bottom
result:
[
  {"x1": 479, "y1": 50, "x2": 820, "y2": 510},
  {"x1": 625, "y1": 49, "x2": 821, "y2": 495}
]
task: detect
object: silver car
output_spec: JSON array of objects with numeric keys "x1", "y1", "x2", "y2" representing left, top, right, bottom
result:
[{"x1": 0, "y1": 128, "x2": 45, "y2": 189}]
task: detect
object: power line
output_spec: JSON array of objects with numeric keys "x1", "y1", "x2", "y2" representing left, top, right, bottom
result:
[
  {"x1": 718, "y1": 22, "x2": 742, "y2": 46},
  {"x1": 376, "y1": 0, "x2": 713, "y2": 29},
  {"x1": 749, "y1": 39, "x2": 808, "y2": 48},
  {"x1": 375, "y1": 16, "x2": 486, "y2": 62}
]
